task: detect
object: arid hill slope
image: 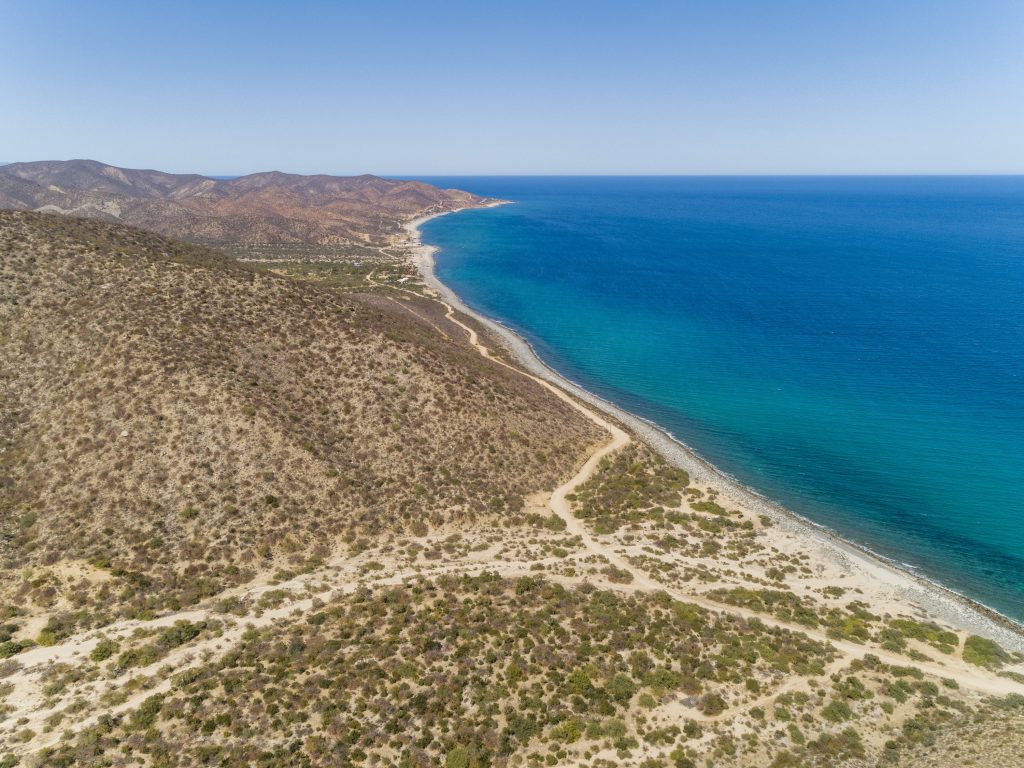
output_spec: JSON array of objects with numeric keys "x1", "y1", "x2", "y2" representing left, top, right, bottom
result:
[
  {"x1": 0, "y1": 160, "x2": 490, "y2": 247},
  {"x1": 0, "y1": 211, "x2": 600, "y2": 625},
  {"x1": 1, "y1": 213, "x2": 1022, "y2": 768}
]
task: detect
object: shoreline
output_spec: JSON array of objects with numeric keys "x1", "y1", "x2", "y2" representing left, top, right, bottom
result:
[{"x1": 402, "y1": 206, "x2": 1024, "y2": 654}]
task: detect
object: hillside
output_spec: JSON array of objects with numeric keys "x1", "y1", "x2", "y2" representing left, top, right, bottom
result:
[
  {"x1": 1, "y1": 214, "x2": 1022, "y2": 767},
  {"x1": 0, "y1": 160, "x2": 491, "y2": 251},
  {"x1": 0, "y1": 211, "x2": 601, "y2": 627}
]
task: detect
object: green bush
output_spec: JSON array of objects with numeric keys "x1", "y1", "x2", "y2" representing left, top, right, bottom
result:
[
  {"x1": 0, "y1": 641, "x2": 25, "y2": 659},
  {"x1": 550, "y1": 719, "x2": 584, "y2": 742},
  {"x1": 445, "y1": 746, "x2": 472, "y2": 768},
  {"x1": 700, "y1": 692, "x2": 727, "y2": 716},
  {"x1": 822, "y1": 699, "x2": 853, "y2": 722},
  {"x1": 962, "y1": 635, "x2": 1010, "y2": 669},
  {"x1": 605, "y1": 673, "x2": 637, "y2": 702},
  {"x1": 90, "y1": 638, "x2": 119, "y2": 662}
]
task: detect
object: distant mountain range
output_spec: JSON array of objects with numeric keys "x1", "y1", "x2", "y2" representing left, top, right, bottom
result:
[{"x1": 0, "y1": 159, "x2": 491, "y2": 247}]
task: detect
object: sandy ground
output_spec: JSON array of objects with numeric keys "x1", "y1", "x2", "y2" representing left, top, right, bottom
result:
[
  {"x1": 3, "y1": 209, "x2": 1023, "y2": 760},
  {"x1": 403, "y1": 208, "x2": 1024, "y2": 655},
  {"x1": 420, "y1": 275, "x2": 1024, "y2": 696},
  {"x1": 7, "y1": 286, "x2": 1020, "y2": 756}
]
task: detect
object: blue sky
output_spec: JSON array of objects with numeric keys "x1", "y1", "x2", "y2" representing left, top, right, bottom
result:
[{"x1": 2, "y1": 0, "x2": 1023, "y2": 175}]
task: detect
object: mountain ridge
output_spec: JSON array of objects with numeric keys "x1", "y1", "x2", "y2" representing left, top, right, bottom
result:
[{"x1": 0, "y1": 159, "x2": 492, "y2": 248}]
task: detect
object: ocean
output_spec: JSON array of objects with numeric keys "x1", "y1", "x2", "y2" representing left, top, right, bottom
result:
[{"x1": 415, "y1": 176, "x2": 1024, "y2": 622}]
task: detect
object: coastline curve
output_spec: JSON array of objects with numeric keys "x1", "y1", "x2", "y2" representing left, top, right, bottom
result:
[{"x1": 404, "y1": 206, "x2": 1024, "y2": 654}]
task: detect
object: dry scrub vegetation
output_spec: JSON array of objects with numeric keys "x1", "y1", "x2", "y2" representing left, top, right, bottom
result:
[
  {"x1": 26, "y1": 573, "x2": 1024, "y2": 768},
  {"x1": 1, "y1": 211, "x2": 1021, "y2": 768},
  {"x1": 0, "y1": 160, "x2": 493, "y2": 251},
  {"x1": 0, "y1": 211, "x2": 600, "y2": 630}
]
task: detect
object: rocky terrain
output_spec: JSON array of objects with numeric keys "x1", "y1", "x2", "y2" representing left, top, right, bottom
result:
[{"x1": 0, "y1": 160, "x2": 490, "y2": 253}]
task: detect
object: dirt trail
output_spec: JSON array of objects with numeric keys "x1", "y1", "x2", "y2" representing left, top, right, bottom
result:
[
  {"x1": 430, "y1": 293, "x2": 1024, "y2": 698},
  {"x1": 6, "y1": 276, "x2": 1022, "y2": 757},
  {"x1": 380, "y1": 280, "x2": 1024, "y2": 699},
  {"x1": 9, "y1": 556, "x2": 561, "y2": 755}
]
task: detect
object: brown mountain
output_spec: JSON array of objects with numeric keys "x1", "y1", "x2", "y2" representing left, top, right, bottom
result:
[{"x1": 0, "y1": 159, "x2": 492, "y2": 247}]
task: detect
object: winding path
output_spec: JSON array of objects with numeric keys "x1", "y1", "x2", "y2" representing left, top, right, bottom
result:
[
  {"x1": 6, "y1": 271, "x2": 1022, "y2": 758},
  {"x1": 430, "y1": 293, "x2": 1024, "y2": 698},
  {"x1": 370, "y1": 269, "x2": 1024, "y2": 699}
]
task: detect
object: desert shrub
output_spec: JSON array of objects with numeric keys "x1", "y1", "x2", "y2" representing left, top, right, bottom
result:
[
  {"x1": 605, "y1": 674, "x2": 638, "y2": 702},
  {"x1": 962, "y1": 635, "x2": 1010, "y2": 669},
  {"x1": 90, "y1": 638, "x2": 119, "y2": 662},
  {"x1": 601, "y1": 565, "x2": 634, "y2": 584},
  {"x1": 445, "y1": 747, "x2": 473, "y2": 768},
  {"x1": 700, "y1": 693, "x2": 727, "y2": 716},
  {"x1": 821, "y1": 699, "x2": 853, "y2": 722},
  {"x1": 0, "y1": 641, "x2": 26, "y2": 659}
]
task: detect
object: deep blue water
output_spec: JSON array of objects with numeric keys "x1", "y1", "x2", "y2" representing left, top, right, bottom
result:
[{"x1": 415, "y1": 177, "x2": 1024, "y2": 622}]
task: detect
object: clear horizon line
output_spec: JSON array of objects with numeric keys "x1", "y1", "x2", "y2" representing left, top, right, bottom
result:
[
  {"x1": 5, "y1": 161, "x2": 1024, "y2": 179},
  {"x1": 384, "y1": 171, "x2": 1024, "y2": 178}
]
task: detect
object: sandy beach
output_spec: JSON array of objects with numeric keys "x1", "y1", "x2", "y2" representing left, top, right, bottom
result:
[{"x1": 403, "y1": 207, "x2": 1024, "y2": 655}]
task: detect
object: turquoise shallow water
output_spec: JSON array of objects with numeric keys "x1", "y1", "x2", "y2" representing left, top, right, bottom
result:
[{"x1": 417, "y1": 177, "x2": 1024, "y2": 622}]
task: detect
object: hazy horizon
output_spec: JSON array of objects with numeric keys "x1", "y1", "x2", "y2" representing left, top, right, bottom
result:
[{"x1": 3, "y1": 1, "x2": 1023, "y2": 175}]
